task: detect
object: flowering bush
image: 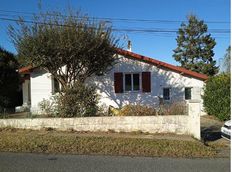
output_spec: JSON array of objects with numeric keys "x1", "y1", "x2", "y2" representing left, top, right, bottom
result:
[{"x1": 38, "y1": 95, "x2": 59, "y2": 117}]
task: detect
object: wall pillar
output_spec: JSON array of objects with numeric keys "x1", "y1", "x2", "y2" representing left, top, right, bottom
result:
[{"x1": 188, "y1": 100, "x2": 201, "y2": 140}]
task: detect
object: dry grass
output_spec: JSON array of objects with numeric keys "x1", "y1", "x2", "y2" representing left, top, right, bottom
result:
[{"x1": 0, "y1": 128, "x2": 217, "y2": 158}]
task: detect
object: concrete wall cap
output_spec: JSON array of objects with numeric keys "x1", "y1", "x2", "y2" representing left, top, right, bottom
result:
[{"x1": 188, "y1": 99, "x2": 201, "y2": 103}]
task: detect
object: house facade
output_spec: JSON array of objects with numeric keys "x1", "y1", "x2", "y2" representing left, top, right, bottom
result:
[{"x1": 19, "y1": 49, "x2": 208, "y2": 115}]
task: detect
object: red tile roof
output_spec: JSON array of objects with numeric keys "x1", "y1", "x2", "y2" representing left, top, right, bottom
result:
[
  {"x1": 18, "y1": 49, "x2": 208, "y2": 80},
  {"x1": 18, "y1": 65, "x2": 33, "y2": 74},
  {"x1": 116, "y1": 49, "x2": 208, "y2": 81}
]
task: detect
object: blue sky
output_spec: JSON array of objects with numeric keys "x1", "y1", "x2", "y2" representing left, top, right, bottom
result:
[{"x1": 0, "y1": 0, "x2": 230, "y2": 66}]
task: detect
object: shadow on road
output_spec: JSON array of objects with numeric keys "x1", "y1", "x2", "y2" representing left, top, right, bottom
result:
[
  {"x1": 201, "y1": 116, "x2": 223, "y2": 143},
  {"x1": 201, "y1": 126, "x2": 222, "y2": 142}
]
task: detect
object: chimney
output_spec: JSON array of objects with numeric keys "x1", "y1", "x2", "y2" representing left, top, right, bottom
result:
[{"x1": 127, "y1": 40, "x2": 132, "y2": 52}]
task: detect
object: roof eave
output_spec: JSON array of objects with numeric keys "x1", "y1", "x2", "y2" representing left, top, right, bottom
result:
[
  {"x1": 18, "y1": 65, "x2": 33, "y2": 74},
  {"x1": 18, "y1": 48, "x2": 208, "y2": 81},
  {"x1": 116, "y1": 49, "x2": 208, "y2": 81}
]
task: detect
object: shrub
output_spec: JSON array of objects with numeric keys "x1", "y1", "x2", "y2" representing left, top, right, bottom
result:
[
  {"x1": 97, "y1": 104, "x2": 110, "y2": 116},
  {"x1": 38, "y1": 95, "x2": 59, "y2": 117},
  {"x1": 58, "y1": 82, "x2": 99, "y2": 117},
  {"x1": 117, "y1": 105, "x2": 156, "y2": 116},
  {"x1": 159, "y1": 101, "x2": 187, "y2": 116},
  {"x1": 0, "y1": 47, "x2": 20, "y2": 112},
  {"x1": 203, "y1": 73, "x2": 230, "y2": 121}
]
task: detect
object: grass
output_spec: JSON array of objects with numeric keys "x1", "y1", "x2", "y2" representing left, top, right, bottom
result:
[{"x1": 0, "y1": 128, "x2": 218, "y2": 158}]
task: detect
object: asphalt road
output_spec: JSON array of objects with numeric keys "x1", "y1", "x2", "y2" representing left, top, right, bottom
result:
[{"x1": 0, "y1": 152, "x2": 230, "y2": 172}]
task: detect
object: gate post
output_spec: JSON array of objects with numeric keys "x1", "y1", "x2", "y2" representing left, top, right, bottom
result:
[{"x1": 188, "y1": 100, "x2": 201, "y2": 140}]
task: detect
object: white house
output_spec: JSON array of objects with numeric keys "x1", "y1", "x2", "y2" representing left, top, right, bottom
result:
[{"x1": 19, "y1": 48, "x2": 208, "y2": 115}]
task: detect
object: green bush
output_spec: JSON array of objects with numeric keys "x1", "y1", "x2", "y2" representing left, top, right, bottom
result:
[
  {"x1": 203, "y1": 73, "x2": 230, "y2": 121},
  {"x1": 58, "y1": 82, "x2": 99, "y2": 117},
  {"x1": 117, "y1": 105, "x2": 156, "y2": 116},
  {"x1": 0, "y1": 47, "x2": 20, "y2": 112}
]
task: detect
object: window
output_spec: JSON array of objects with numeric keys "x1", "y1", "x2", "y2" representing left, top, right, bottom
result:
[
  {"x1": 114, "y1": 72, "x2": 151, "y2": 93},
  {"x1": 163, "y1": 88, "x2": 170, "y2": 100},
  {"x1": 185, "y1": 87, "x2": 192, "y2": 100},
  {"x1": 124, "y1": 73, "x2": 140, "y2": 91},
  {"x1": 125, "y1": 74, "x2": 132, "y2": 91},
  {"x1": 133, "y1": 73, "x2": 140, "y2": 91},
  {"x1": 52, "y1": 77, "x2": 60, "y2": 94}
]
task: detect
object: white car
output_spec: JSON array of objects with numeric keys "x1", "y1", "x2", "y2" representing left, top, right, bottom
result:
[{"x1": 221, "y1": 120, "x2": 231, "y2": 140}]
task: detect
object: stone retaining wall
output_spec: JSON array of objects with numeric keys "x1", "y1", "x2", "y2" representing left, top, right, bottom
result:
[{"x1": 0, "y1": 101, "x2": 201, "y2": 139}]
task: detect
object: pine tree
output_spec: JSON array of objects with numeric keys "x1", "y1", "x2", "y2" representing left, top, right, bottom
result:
[{"x1": 173, "y1": 15, "x2": 218, "y2": 76}]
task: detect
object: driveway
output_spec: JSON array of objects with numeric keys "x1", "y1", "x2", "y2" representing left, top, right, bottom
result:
[
  {"x1": 0, "y1": 152, "x2": 230, "y2": 172},
  {"x1": 201, "y1": 116, "x2": 230, "y2": 158}
]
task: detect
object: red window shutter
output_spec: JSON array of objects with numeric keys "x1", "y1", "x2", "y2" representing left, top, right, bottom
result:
[
  {"x1": 142, "y1": 72, "x2": 151, "y2": 92},
  {"x1": 114, "y1": 72, "x2": 123, "y2": 93}
]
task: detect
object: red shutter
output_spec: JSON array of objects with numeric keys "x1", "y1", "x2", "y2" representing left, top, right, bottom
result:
[
  {"x1": 114, "y1": 72, "x2": 123, "y2": 93},
  {"x1": 142, "y1": 72, "x2": 151, "y2": 92}
]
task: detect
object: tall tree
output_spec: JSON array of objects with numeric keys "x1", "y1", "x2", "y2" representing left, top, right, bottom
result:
[
  {"x1": 0, "y1": 47, "x2": 19, "y2": 112},
  {"x1": 223, "y1": 46, "x2": 231, "y2": 73},
  {"x1": 173, "y1": 15, "x2": 218, "y2": 76},
  {"x1": 8, "y1": 11, "x2": 119, "y2": 90}
]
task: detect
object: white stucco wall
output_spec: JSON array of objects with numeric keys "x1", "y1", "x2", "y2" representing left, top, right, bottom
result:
[
  {"x1": 88, "y1": 55, "x2": 205, "y2": 112},
  {"x1": 30, "y1": 68, "x2": 53, "y2": 113},
  {"x1": 28, "y1": 54, "x2": 205, "y2": 114}
]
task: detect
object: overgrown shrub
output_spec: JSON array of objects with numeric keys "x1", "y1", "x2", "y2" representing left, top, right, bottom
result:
[
  {"x1": 203, "y1": 73, "x2": 230, "y2": 121},
  {"x1": 159, "y1": 101, "x2": 187, "y2": 116},
  {"x1": 58, "y1": 82, "x2": 99, "y2": 117},
  {"x1": 116, "y1": 105, "x2": 157, "y2": 116},
  {"x1": 109, "y1": 102, "x2": 187, "y2": 117}
]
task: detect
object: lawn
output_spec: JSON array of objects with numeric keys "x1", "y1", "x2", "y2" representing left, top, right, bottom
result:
[{"x1": 0, "y1": 128, "x2": 218, "y2": 158}]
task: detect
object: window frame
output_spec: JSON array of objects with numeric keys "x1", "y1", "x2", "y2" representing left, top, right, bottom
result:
[
  {"x1": 124, "y1": 73, "x2": 132, "y2": 91},
  {"x1": 163, "y1": 87, "x2": 171, "y2": 101},
  {"x1": 123, "y1": 73, "x2": 141, "y2": 92},
  {"x1": 185, "y1": 87, "x2": 192, "y2": 100},
  {"x1": 52, "y1": 77, "x2": 60, "y2": 94}
]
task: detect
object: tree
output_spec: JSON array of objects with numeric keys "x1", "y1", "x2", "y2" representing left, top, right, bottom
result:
[
  {"x1": 0, "y1": 47, "x2": 19, "y2": 112},
  {"x1": 173, "y1": 15, "x2": 218, "y2": 76},
  {"x1": 8, "y1": 11, "x2": 119, "y2": 91},
  {"x1": 203, "y1": 73, "x2": 230, "y2": 121},
  {"x1": 223, "y1": 46, "x2": 230, "y2": 73}
]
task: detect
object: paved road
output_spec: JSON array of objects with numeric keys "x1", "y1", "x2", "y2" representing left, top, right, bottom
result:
[{"x1": 0, "y1": 152, "x2": 230, "y2": 172}]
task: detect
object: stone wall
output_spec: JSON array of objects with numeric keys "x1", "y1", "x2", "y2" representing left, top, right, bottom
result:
[{"x1": 0, "y1": 102, "x2": 201, "y2": 139}]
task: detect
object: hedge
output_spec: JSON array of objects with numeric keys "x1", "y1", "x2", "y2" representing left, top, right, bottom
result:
[{"x1": 203, "y1": 73, "x2": 230, "y2": 121}]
